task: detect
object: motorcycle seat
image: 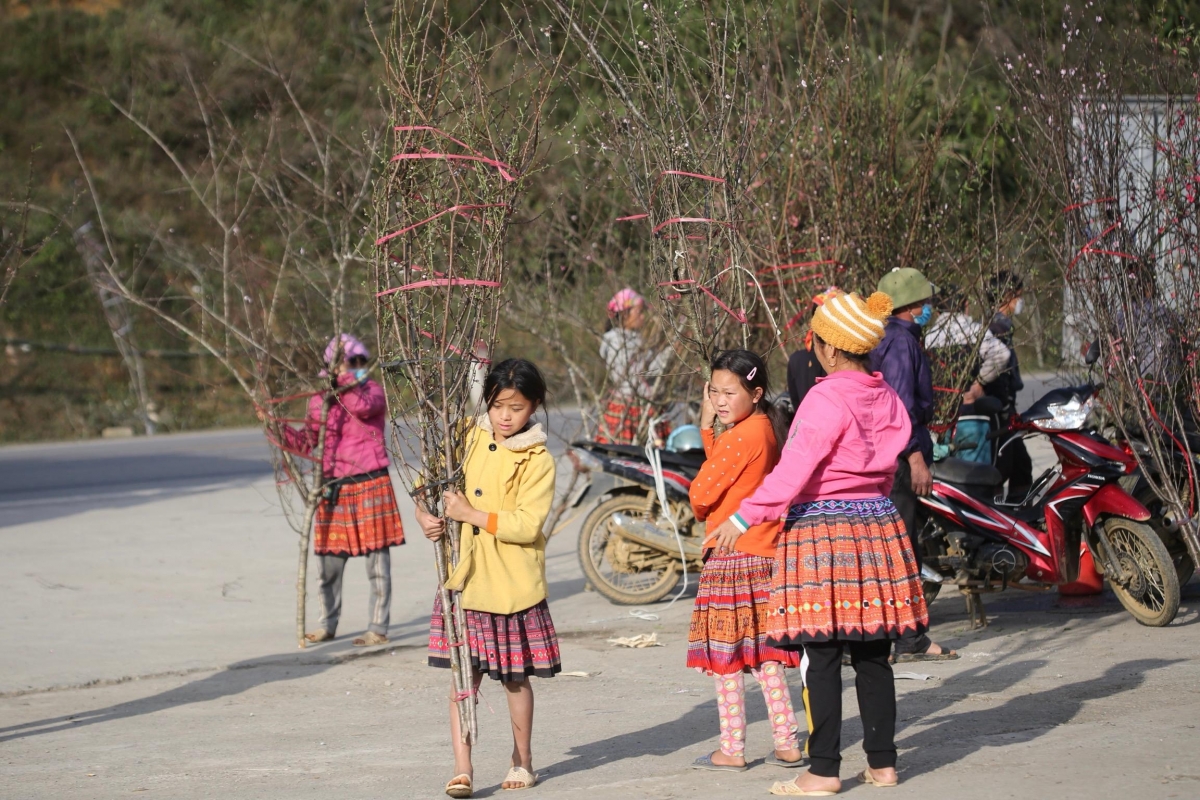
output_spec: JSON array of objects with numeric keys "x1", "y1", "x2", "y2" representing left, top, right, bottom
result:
[
  {"x1": 573, "y1": 441, "x2": 706, "y2": 471},
  {"x1": 931, "y1": 457, "x2": 1004, "y2": 487}
]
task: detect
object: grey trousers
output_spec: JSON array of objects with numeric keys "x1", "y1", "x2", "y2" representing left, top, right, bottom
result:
[{"x1": 316, "y1": 549, "x2": 391, "y2": 636}]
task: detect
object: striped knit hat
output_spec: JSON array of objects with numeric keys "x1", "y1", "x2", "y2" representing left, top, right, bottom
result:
[{"x1": 809, "y1": 290, "x2": 893, "y2": 355}]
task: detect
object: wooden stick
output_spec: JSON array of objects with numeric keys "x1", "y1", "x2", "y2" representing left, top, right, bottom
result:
[{"x1": 432, "y1": 535, "x2": 472, "y2": 740}]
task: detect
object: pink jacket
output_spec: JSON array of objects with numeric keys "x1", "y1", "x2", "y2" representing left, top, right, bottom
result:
[
  {"x1": 736, "y1": 371, "x2": 911, "y2": 528},
  {"x1": 281, "y1": 375, "x2": 390, "y2": 478}
]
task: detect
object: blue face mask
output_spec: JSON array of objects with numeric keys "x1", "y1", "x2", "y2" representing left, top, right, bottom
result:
[
  {"x1": 353, "y1": 368, "x2": 368, "y2": 383},
  {"x1": 913, "y1": 303, "x2": 933, "y2": 327}
]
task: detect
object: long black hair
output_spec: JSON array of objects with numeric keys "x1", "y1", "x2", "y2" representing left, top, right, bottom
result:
[
  {"x1": 483, "y1": 358, "x2": 548, "y2": 409},
  {"x1": 709, "y1": 349, "x2": 790, "y2": 447}
]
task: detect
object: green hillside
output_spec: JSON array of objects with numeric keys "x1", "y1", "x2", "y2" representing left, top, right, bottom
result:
[{"x1": 0, "y1": 1, "x2": 1190, "y2": 441}]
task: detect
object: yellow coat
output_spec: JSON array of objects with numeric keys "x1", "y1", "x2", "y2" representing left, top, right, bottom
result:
[{"x1": 444, "y1": 416, "x2": 555, "y2": 615}]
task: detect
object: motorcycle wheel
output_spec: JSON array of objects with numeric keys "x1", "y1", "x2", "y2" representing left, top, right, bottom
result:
[
  {"x1": 1103, "y1": 517, "x2": 1180, "y2": 627},
  {"x1": 1133, "y1": 484, "x2": 1196, "y2": 587},
  {"x1": 578, "y1": 493, "x2": 681, "y2": 606}
]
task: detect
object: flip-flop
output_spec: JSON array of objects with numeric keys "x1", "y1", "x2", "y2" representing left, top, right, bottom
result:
[
  {"x1": 857, "y1": 769, "x2": 899, "y2": 787},
  {"x1": 352, "y1": 631, "x2": 388, "y2": 647},
  {"x1": 304, "y1": 629, "x2": 334, "y2": 643},
  {"x1": 502, "y1": 766, "x2": 538, "y2": 790},
  {"x1": 444, "y1": 773, "x2": 472, "y2": 798},
  {"x1": 691, "y1": 752, "x2": 748, "y2": 772},
  {"x1": 768, "y1": 779, "x2": 838, "y2": 796},
  {"x1": 765, "y1": 753, "x2": 807, "y2": 768}
]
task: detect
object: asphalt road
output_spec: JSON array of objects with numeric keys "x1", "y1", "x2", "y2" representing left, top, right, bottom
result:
[
  {"x1": 0, "y1": 411, "x2": 590, "y2": 529},
  {"x1": 0, "y1": 372, "x2": 1060, "y2": 520}
]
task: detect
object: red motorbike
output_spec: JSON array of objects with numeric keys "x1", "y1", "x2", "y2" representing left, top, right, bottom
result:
[{"x1": 918, "y1": 383, "x2": 1181, "y2": 627}]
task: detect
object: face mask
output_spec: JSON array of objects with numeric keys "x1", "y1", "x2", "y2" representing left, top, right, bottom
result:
[
  {"x1": 353, "y1": 368, "x2": 368, "y2": 383},
  {"x1": 1012, "y1": 297, "x2": 1025, "y2": 316},
  {"x1": 913, "y1": 303, "x2": 933, "y2": 327}
]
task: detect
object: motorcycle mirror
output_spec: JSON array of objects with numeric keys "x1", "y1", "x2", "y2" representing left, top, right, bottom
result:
[{"x1": 1084, "y1": 339, "x2": 1101, "y2": 366}]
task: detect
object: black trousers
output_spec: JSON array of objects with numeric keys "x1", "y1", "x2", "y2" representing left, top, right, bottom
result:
[
  {"x1": 889, "y1": 459, "x2": 931, "y2": 655},
  {"x1": 803, "y1": 639, "x2": 898, "y2": 778}
]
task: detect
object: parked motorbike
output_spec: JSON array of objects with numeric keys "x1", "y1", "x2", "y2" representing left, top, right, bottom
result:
[
  {"x1": 1113, "y1": 425, "x2": 1199, "y2": 588},
  {"x1": 918, "y1": 383, "x2": 1181, "y2": 627},
  {"x1": 564, "y1": 432, "x2": 707, "y2": 605}
]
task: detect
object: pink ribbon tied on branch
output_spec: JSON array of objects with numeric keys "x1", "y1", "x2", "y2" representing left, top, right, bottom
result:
[
  {"x1": 391, "y1": 125, "x2": 518, "y2": 182},
  {"x1": 658, "y1": 279, "x2": 747, "y2": 324}
]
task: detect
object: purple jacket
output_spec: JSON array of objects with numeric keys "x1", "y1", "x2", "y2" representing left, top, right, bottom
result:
[
  {"x1": 868, "y1": 317, "x2": 934, "y2": 464},
  {"x1": 281, "y1": 375, "x2": 390, "y2": 478}
]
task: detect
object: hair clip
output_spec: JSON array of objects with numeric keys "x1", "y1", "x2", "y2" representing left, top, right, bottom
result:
[{"x1": 745, "y1": 367, "x2": 757, "y2": 381}]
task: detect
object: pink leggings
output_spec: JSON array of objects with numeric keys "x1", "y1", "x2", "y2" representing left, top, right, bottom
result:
[{"x1": 714, "y1": 662, "x2": 800, "y2": 757}]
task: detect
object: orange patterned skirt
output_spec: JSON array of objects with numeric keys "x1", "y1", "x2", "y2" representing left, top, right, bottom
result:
[
  {"x1": 313, "y1": 473, "x2": 405, "y2": 556},
  {"x1": 767, "y1": 497, "x2": 928, "y2": 645},
  {"x1": 687, "y1": 551, "x2": 802, "y2": 674},
  {"x1": 594, "y1": 399, "x2": 645, "y2": 445},
  {"x1": 594, "y1": 398, "x2": 671, "y2": 445}
]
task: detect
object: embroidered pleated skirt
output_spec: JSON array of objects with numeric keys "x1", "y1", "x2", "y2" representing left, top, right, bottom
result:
[
  {"x1": 687, "y1": 550, "x2": 802, "y2": 674},
  {"x1": 595, "y1": 398, "x2": 645, "y2": 444},
  {"x1": 429, "y1": 594, "x2": 562, "y2": 683},
  {"x1": 768, "y1": 497, "x2": 928, "y2": 646},
  {"x1": 312, "y1": 474, "x2": 405, "y2": 556}
]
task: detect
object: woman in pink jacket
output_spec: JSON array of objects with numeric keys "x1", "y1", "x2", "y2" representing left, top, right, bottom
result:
[
  {"x1": 708, "y1": 291, "x2": 929, "y2": 796},
  {"x1": 279, "y1": 334, "x2": 405, "y2": 647}
]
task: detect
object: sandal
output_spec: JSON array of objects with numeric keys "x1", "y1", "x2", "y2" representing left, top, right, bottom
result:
[
  {"x1": 768, "y1": 778, "x2": 838, "y2": 796},
  {"x1": 352, "y1": 631, "x2": 388, "y2": 647},
  {"x1": 894, "y1": 642, "x2": 959, "y2": 663},
  {"x1": 304, "y1": 629, "x2": 334, "y2": 643},
  {"x1": 445, "y1": 774, "x2": 472, "y2": 798},
  {"x1": 857, "y1": 769, "x2": 899, "y2": 787},
  {"x1": 691, "y1": 752, "x2": 748, "y2": 772},
  {"x1": 765, "y1": 752, "x2": 807, "y2": 768},
  {"x1": 502, "y1": 766, "x2": 538, "y2": 790}
]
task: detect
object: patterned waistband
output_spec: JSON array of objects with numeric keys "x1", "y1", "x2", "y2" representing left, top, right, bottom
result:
[{"x1": 786, "y1": 497, "x2": 895, "y2": 518}]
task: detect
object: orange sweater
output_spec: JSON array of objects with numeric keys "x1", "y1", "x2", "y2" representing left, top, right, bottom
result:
[{"x1": 689, "y1": 413, "x2": 781, "y2": 558}]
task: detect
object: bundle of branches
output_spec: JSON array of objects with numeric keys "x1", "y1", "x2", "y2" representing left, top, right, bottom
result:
[
  {"x1": 1005, "y1": 8, "x2": 1200, "y2": 583},
  {"x1": 554, "y1": 1, "x2": 1036, "y2": 431},
  {"x1": 550, "y1": 0, "x2": 788, "y2": 379},
  {"x1": 68, "y1": 52, "x2": 383, "y2": 648},
  {"x1": 771, "y1": 10, "x2": 1041, "y2": 423},
  {"x1": 370, "y1": 1, "x2": 561, "y2": 743},
  {"x1": 502, "y1": 153, "x2": 660, "y2": 441}
]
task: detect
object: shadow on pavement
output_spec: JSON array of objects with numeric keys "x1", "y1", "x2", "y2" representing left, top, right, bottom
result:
[
  {"x1": 898, "y1": 658, "x2": 1179, "y2": 778},
  {"x1": 541, "y1": 697, "x2": 737, "y2": 782},
  {"x1": 0, "y1": 643, "x2": 410, "y2": 744}
]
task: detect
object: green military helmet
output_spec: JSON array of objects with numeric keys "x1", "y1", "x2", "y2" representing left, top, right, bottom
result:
[{"x1": 877, "y1": 267, "x2": 935, "y2": 310}]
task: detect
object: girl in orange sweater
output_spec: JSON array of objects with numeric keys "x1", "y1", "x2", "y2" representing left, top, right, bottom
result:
[{"x1": 688, "y1": 349, "x2": 806, "y2": 773}]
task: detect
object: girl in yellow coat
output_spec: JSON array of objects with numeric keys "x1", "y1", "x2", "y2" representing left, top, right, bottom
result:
[{"x1": 416, "y1": 358, "x2": 558, "y2": 797}]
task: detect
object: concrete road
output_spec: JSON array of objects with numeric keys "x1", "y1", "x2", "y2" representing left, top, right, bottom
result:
[
  {"x1": 0, "y1": 411, "x2": 587, "y2": 695},
  {"x1": 6, "y1": 376, "x2": 1196, "y2": 799}
]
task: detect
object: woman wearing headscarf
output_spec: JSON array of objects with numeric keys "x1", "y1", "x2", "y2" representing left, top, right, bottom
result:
[
  {"x1": 706, "y1": 291, "x2": 929, "y2": 795},
  {"x1": 276, "y1": 334, "x2": 405, "y2": 646},
  {"x1": 597, "y1": 288, "x2": 671, "y2": 444}
]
